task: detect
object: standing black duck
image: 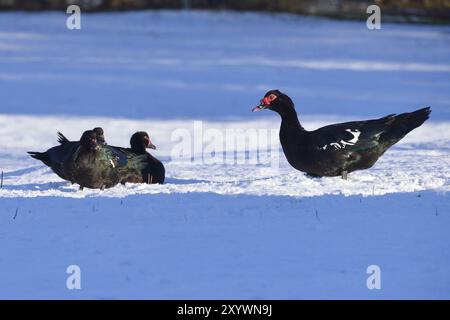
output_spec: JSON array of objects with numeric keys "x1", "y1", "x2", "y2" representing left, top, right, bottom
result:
[{"x1": 252, "y1": 90, "x2": 431, "y2": 179}]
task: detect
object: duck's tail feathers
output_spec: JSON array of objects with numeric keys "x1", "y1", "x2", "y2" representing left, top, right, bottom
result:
[
  {"x1": 57, "y1": 132, "x2": 70, "y2": 145},
  {"x1": 382, "y1": 107, "x2": 431, "y2": 142},
  {"x1": 395, "y1": 107, "x2": 431, "y2": 130},
  {"x1": 28, "y1": 151, "x2": 51, "y2": 165}
]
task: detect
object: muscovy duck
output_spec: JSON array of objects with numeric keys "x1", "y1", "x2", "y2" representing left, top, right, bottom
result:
[
  {"x1": 119, "y1": 131, "x2": 165, "y2": 184},
  {"x1": 29, "y1": 130, "x2": 147, "y2": 189},
  {"x1": 61, "y1": 130, "x2": 116, "y2": 189},
  {"x1": 252, "y1": 90, "x2": 431, "y2": 179},
  {"x1": 56, "y1": 130, "x2": 164, "y2": 185}
]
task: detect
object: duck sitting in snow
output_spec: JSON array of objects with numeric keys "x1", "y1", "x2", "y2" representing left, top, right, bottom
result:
[
  {"x1": 29, "y1": 130, "x2": 148, "y2": 189},
  {"x1": 55, "y1": 130, "x2": 165, "y2": 185},
  {"x1": 118, "y1": 132, "x2": 165, "y2": 185},
  {"x1": 252, "y1": 90, "x2": 431, "y2": 179}
]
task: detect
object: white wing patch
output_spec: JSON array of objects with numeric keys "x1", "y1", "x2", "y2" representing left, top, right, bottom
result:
[
  {"x1": 320, "y1": 129, "x2": 361, "y2": 150},
  {"x1": 110, "y1": 160, "x2": 115, "y2": 168}
]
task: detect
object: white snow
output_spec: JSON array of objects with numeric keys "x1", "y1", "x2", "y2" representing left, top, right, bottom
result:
[
  {"x1": 0, "y1": 114, "x2": 449, "y2": 199},
  {"x1": 0, "y1": 10, "x2": 449, "y2": 299}
]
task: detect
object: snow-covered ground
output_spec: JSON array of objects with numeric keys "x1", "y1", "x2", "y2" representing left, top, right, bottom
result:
[{"x1": 0, "y1": 11, "x2": 449, "y2": 299}]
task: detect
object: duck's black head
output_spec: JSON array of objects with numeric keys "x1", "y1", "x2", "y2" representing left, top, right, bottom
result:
[
  {"x1": 130, "y1": 131, "x2": 156, "y2": 154},
  {"x1": 93, "y1": 127, "x2": 106, "y2": 145},
  {"x1": 252, "y1": 90, "x2": 296, "y2": 117},
  {"x1": 80, "y1": 130, "x2": 99, "y2": 151}
]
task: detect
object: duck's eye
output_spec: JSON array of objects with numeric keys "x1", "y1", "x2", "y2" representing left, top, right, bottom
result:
[{"x1": 268, "y1": 94, "x2": 277, "y2": 101}]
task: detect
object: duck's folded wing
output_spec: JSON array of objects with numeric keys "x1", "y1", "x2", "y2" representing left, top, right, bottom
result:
[
  {"x1": 100, "y1": 145, "x2": 130, "y2": 168},
  {"x1": 102, "y1": 146, "x2": 150, "y2": 171},
  {"x1": 39, "y1": 142, "x2": 79, "y2": 167},
  {"x1": 311, "y1": 120, "x2": 389, "y2": 152}
]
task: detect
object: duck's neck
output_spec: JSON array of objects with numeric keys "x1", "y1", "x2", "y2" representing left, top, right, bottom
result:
[
  {"x1": 279, "y1": 107, "x2": 305, "y2": 135},
  {"x1": 133, "y1": 148, "x2": 147, "y2": 154},
  {"x1": 80, "y1": 145, "x2": 98, "y2": 154},
  {"x1": 132, "y1": 147, "x2": 147, "y2": 155}
]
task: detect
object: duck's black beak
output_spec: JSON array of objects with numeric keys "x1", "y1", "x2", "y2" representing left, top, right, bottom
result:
[{"x1": 147, "y1": 143, "x2": 156, "y2": 150}]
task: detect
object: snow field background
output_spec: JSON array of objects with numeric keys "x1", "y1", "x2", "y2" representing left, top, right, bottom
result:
[{"x1": 0, "y1": 11, "x2": 449, "y2": 299}]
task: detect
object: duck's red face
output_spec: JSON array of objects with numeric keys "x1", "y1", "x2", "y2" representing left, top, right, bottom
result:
[
  {"x1": 252, "y1": 91, "x2": 279, "y2": 112},
  {"x1": 143, "y1": 134, "x2": 156, "y2": 150}
]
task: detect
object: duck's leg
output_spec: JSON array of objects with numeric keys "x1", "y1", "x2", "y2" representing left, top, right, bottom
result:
[
  {"x1": 79, "y1": 185, "x2": 84, "y2": 191},
  {"x1": 100, "y1": 185, "x2": 105, "y2": 191},
  {"x1": 341, "y1": 170, "x2": 348, "y2": 180}
]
